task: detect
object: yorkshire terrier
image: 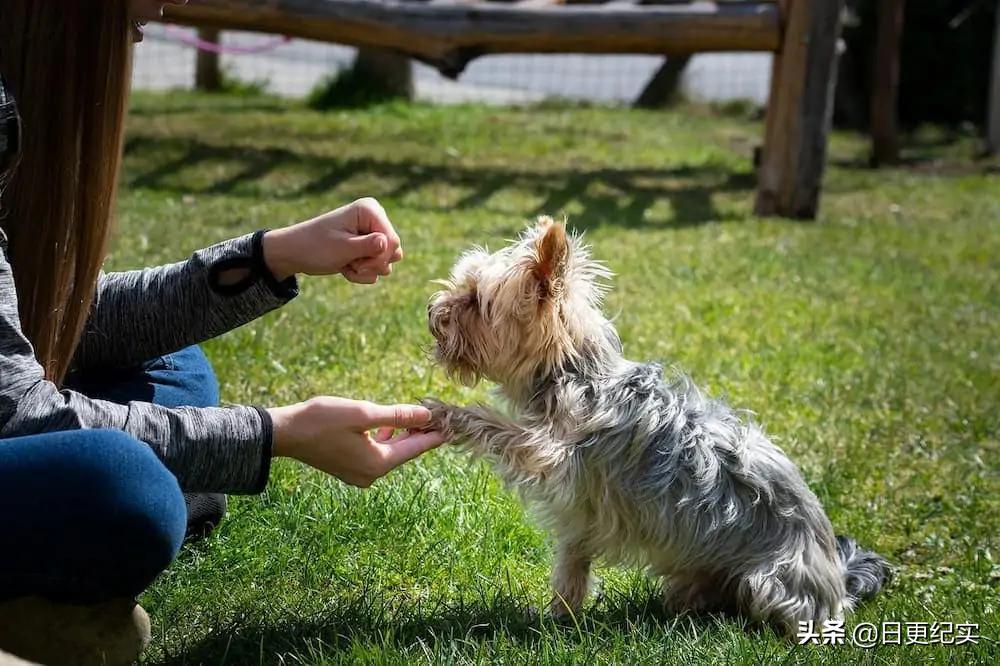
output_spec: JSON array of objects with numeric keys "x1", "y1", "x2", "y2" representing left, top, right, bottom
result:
[{"x1": 423, "y1": 217, "x2": 890, "y2": 634}]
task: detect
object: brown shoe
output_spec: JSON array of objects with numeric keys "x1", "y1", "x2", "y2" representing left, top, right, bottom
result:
[{"x1": 0, "y1": 597, "x2": 150, "y2": 666}]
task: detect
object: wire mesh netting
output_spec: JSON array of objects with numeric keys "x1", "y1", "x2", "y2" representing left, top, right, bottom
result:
[{"x1": 132, "y1": 23, "x2": 774, "y2": 106}]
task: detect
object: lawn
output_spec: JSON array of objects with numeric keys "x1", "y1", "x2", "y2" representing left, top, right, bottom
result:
[{"x1": 120, "y1": 92, "x2": 998, "y2": 664}]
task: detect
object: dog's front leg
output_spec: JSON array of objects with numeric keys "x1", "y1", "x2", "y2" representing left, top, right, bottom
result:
[
  {"x1": 549, "y1": 537, "x2": 594, "y2": 619},
  {"x1": 421, "y1": 398, "x2": 567, "y2": 485}
]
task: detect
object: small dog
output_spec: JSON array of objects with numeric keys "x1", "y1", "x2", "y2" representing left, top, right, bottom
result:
[{"x1": 424, "y1": 217, "x2": 890, "y2": 634}]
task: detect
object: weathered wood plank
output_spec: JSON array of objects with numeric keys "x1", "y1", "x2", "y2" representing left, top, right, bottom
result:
[
  {"x1": 755, "y1": 0, "x2": 844, "y2": 219},
  {"x1": 163, "y1": 0, "x2": 781, "y2": 77}
]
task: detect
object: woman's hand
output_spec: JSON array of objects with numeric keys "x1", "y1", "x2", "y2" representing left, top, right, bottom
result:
[
  {"x1": 261, "y1": 197, "x2": 403, "y2": 284},
  {"x1": 267, "y1": 397, "x2": 445, "y2": 487}
]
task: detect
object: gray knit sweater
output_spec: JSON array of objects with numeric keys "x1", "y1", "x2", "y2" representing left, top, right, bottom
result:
[{"x1": 0, "y1": 227, "x2": 298, "y2": 494}]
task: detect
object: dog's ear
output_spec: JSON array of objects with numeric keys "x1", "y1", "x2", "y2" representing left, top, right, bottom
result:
[{"x1": 532, "y1": 216, "x2": 568, "y2": 297}]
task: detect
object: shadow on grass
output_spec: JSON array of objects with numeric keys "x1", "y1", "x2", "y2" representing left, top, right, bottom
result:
[
  {"x1": 830, "y1": 129, "x2": 1000, "y2": 174},
  {"x1": 149, "y1": 589, "x2": 752, "y2": 665},
  {"x1": 129, "y1": 100, "x2": 291, "y2": 117},
  {"x1": 124, "y1": 135, "x2": 757, "y2": 230},
  {"x1": 830, "y1": 154, "x2": 1000, "y2": 176}
]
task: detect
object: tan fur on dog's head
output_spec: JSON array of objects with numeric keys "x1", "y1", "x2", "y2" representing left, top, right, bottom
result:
[{"x1": 428, "y1": 217, "x2": 613, "y2": 399}]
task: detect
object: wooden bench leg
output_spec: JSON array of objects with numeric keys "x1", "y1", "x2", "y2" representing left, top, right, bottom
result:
[
  {"x1": 986, "y1": 2, "x2": 1000, "y2": 156},
  {"x1": 755, "y1": 0, "x2": 845, "y2": 219},
  {"x1": 870, "y1": 0, "x2": 905, "y2": 166}
]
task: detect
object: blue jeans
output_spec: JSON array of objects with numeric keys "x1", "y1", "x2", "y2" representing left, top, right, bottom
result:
[{"x1": 0, "y1": 346, "x2": 219, "y2": 603}]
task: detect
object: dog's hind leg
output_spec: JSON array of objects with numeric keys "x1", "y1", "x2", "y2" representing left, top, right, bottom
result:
[
  {"x1": 548, "y1": 537, "x2": 594, "y2": 619},
  {"x1": 661, "y1": 571, "x2": 736, "y2": 617},
  {"x1": 736, "y1": 567, "x2": 829, "y2": 636}
]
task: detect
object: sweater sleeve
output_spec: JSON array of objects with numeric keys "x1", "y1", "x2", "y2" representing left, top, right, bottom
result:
[
  {"x1": 72, "y1": 231, "x2": 297, "y2": 372},
  {"x1": 0, "y1": 234, "x2": 271, "y2": 494}
]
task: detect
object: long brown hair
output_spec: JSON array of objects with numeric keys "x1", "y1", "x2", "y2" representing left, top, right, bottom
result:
[{"x1": 0, "y1": 0, "x2": 133, "y2": 383}]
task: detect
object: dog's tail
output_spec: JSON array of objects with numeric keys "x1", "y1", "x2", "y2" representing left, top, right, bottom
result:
[{"x1": 836, "y1": 535, "x2": 892, "y2": 605}]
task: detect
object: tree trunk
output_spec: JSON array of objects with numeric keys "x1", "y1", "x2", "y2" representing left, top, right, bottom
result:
[{"x1": 352, "y1": 47, "x2": 414, "y2": 100}]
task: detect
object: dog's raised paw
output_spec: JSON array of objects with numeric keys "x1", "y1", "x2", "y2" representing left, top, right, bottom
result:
[{"x1": 419, "y1": 397, "x2": 454, "y2": 437}]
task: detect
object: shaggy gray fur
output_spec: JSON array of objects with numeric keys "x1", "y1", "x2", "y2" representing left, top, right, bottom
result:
[{"x1": 425, "y1": 219, "x2": 890, "y2": 634}]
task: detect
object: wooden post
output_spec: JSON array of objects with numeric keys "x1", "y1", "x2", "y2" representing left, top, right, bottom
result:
[
  {"x1": 194, "y1": 27, "x2": 222, "y2": 92},
  {"x1": 634, "y1": 55, "x2": 691, "y2": 109},
  {"x1": 986, "y1": 3, "x2": 1000, "y2": 155},
  {"x1": 755, "y1": 0, "x2": 845, "y2": 219},
  {"x1": 870, "y1": 0, "x2": 905, "y2": 165},
  {"x1": 757, "y1": 0, "x2": 789, "y2": 169}
]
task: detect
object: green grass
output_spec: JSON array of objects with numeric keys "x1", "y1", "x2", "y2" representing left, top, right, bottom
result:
[{"x1": 120, "y1": 91, "x2": 999, "y2": 664}]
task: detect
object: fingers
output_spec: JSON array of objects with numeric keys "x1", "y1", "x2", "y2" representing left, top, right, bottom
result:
[
  {"x1": 353, "y1": 197, "x2": 401, "y2": 270},
  {"x1": 342, "y1": 265, "x2": 379, "y2": 284},
  {"x1": 343, "y1": 272, "x2": 378, "y2": 285},
  {"x1": 350, "y1": 430, "x2": 443, "y2": 487},
  {"x1": 343, "y1": 229, "x2": 394, "y2": 278},
  {"x1": 379, "y1": 429, "x2": 446, "y2": 469},
  {"x1": 352, "y1": 197, "x2": 387, "y2": 231},
  {"x1": 344, "y1": 232, "x2": 387, "y2": 262},
  {"x1": 363, "y1": 403, "x2": 432, "y2": 429},
  {"x1": 362, "y1": 198, "x2": 400, "y2": 252},
  {"x1": 385, "y1": 239, "x2": 402, "y2": 264},
  {"x1": 375, "y1": 426, "x2": 395, "y2": 442},
  {"x1": 350, "y1": 256, "x2": 393, "y2": 276}
]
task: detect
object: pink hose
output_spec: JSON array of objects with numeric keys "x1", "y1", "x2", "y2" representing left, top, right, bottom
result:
[{"x1": 163, "y1": 24, "x2": 292, "y2": 55}]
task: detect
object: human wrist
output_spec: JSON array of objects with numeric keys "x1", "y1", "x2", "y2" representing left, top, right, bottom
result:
[
  {"x1": 267, "y1": 402, "x2": 307, "y2": 459},
  {"x1": 261, "y1": 227, "x2": 299, "y2": 281}
]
